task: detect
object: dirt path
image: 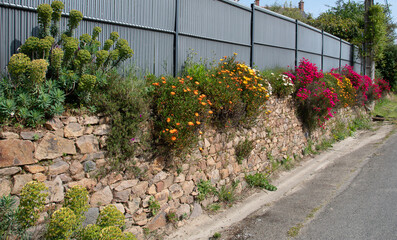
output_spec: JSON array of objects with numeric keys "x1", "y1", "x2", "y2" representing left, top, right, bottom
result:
[{"x1": 165, "y1": 123, "x2": 395, "y2": 240}]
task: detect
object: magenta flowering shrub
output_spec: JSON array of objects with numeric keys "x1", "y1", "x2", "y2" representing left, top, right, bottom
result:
[
  {"x1": 340, "y1": 65, "x2": 385, "y2": 105},
  {"x1": 374, "y1": 78, "x2": 391, "y2": 97},
  {"x1": 287, "y1": 59, "x2": 338, "y2": 131}
]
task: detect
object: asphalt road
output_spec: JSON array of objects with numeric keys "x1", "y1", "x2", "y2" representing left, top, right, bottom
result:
[{"x1": 221, "y1": 125, "x2": 397, "y2": 240}]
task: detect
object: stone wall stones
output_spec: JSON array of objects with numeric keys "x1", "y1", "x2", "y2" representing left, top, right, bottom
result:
[{"x1": 0, "y1": 97, "x2": 367, "y2": 239}]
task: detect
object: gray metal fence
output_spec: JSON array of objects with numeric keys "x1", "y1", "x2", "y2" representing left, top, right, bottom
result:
[{"x1": 0, "y1": 0, "x2": 362, "y2": 76}]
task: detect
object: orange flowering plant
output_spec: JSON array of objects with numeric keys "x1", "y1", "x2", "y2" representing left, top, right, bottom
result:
[
  {"x1": 147, "y1": 75, "x2": 209, "y2": 151},
  {"x1": 185, "y1": 54, "x2": 269, "y2": 127}
]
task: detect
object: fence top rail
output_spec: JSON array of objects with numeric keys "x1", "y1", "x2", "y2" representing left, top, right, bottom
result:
[
  {"x1": 323, "y1": 31, "x2": 342, "y2": 41},
  {"x1": 254, "y1": 5, "x2": 296, "y2": 23},
  {"x1": 220, "y1": 0, "x2": 252, "y2": 12}
]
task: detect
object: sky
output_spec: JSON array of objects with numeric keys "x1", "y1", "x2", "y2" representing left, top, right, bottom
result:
[{"x1": 236, "y1": 0, "x2": 397, "y2": 27}]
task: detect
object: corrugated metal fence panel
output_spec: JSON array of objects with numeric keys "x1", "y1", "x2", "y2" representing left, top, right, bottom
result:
[
  {"x1": 323, "y1": 34, "x2": 340, "y2": 59},
  {"x1": 254, "y1": 45, "x2": 295, "y2": 69},
  {"x1": 1, "y1": 0, "x2": 176, "y2": 31},
  {"x1": 179, "y1": 0, "x2": 251, "y2": 45},
  {"x1": 0, "y1": 6, "x2": 39, "y2": 72},
  {"x1": 0, "y1": 0, "x2": 362, "y2": 75},
  {"x1": 341, "y1": 41, "x2": 351, "y2": 61},
  {"x1": 297, "y1": 24, "x2": 322, "y2": 55},
  {"x1": 178, "y1": 35, "x2": 251, "y2": 72},
  {"x1": 323, "y1": 57, "x2": 339, "y2": 72},
  {"x1": 254, "y1": 10, "x2": 295, "y2": 49}
]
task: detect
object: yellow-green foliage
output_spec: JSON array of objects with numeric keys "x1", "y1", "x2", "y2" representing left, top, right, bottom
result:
[
  {"x1": 100, "y1": 226, "x2": 124, "y2": 240},
  {"x1": 103, "y1": 39, "x2": 114, "y2": 51},
  {"x1": 67, "y1": 9, "x2": 83, "y2": 35},
  {"x1": 110, "y1": 32, "x2": 119, "y2": 42},
  {"x1": 77, "y1": 49, "x2": 92, "y2": 65},
  {"x1": 109, "y1": 50, "x2": 119, "y2": 61},
  {"x1": 37, "y1": 36, "x2": 54, "y2": 59},
  {"x1": 51, "y1": 1, "x2": 64, "y2": 21},
  {"x1": 115, "y1": 39, "x2": 134, "y2": 63},
  {"x1": 63, "y1": 37, "x2": 79, "y2": 64},
  {"x1": 80, "y1": 34, "x2": 92, "y2": 48},
  {"x1": 96, "y1": 50, "x2": 109, "y2": 67},
  {"x1": 51, "y1": 47, "x2": 64, "y2": 73},
  {"x1": 96, "y1": 205, "x2": 125, "y2": 229},
  {"x1": 37, "y1": 3, "x2": 53, "y2": 37},
  {"x1": 16, "y1": 181, "x2": 48, "y2": 230},
  {"x1": 79, "y1": 74, "x2": 97, "y2": 91},
  {"x1": 92, "y1": 27, "x2": 102, "y2": 41},
  {"x1": 28, "y1": 59, "x2": 49, "y2": 84},
  {"x1": 124, "y1": 232, "x2": 138, "y2": 240},
  {"x1": 81, "y1": 224, "x2": 101, "y2": 240},
  {"x1": 46, "y1": 207, "x2": 78, "y2": 240},
  {"x1": 20, "y1": 36, "x2": 40, "y2": 58},
  {"x1": 8, "y1": 53, "x2": 30, "y2": 80},
  {"x1": 64, "y1": 186, "x2": 89, "y2": 224}
]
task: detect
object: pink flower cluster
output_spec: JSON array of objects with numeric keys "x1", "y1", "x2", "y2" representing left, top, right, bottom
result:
[{"x1": 341, "y1": 65, "x2": 389, "y2": 105}]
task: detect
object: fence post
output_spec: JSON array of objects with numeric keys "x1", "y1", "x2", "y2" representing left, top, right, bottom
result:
[
  {"x1": 250, "y1": 3, "x2": 255, "y2": 68},
  {"x1": 339, "y1": 38, "x2": 342, "y2": 71},
  {"x1": 321, "y1": 30, "x2": 324, "y2": 71},
  {"x1": 173, "y1": 0, "x2": 179, "y2": 77},
  {"x1": 295, "y1": 19, "x2": 298, "y2": 67},
  {"x1": 350, "y1": 44, "x2": 354, "y2": 68}
]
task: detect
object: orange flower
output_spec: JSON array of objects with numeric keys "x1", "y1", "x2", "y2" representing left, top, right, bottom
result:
[
  {"x1": 193, "y1": 90, "x2": 199, "y2": 95},
  {"x1": 199, "y1": 147, "x2": 203, "y2": 151},
  {"x1": 188, "y1": 122, "x2": 194, "y2": 126},
  {"x1": 201, "y1": 102, "x2": 207, "y2": 106},
  {"x1": 199, "y1": 131, "x2": 203, "y2": 134},
  {"x1": 167, "y1": 118, "x2": 171, "y2": 123},
  {"x1": 171, "y1": 136, "x2": 177, "y2": 141},
  {"x1": 196, "y1": 121, "x2": 201, "y2": 125},
  {"x1": 162, "y1": 81, "x2": 166, "y2": 84},
  {"x1": 170, "y1": 129, "x2": 178, "y2": 134},
  {"x1": 208, "y1": 110, "x2": 213, "y2": 114},
  {"x1": 195, "y1": 113, "x2": 199, "y2": 117},
  {"x1": 195, "y1": 81, "x2": 200, "y2": 85},
  {"x1": 172, "y1": 85, "x2": 176, "y2": 89},
  {"x1": 176, "y1": 123, "x2": 180, "y2": 126},
  {"x1": 183, "y1": 89, "x2": 188, "y2": 92},
  {"x1": 229, "y1": 101, "x2": 232, "y2": 104},
  {"x1": 161, "y1": 77, "x2": 166, "y2": 80},
  {"x1": 171, "y1": 92, "x2": 176, "y2": 95}
]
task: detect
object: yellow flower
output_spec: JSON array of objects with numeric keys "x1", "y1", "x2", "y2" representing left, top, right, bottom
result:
[
  {"x1": 208, "y1": 110, "x2": 213, "y2": 114},
  {"x1": 195, "y1": 113, "x2": 199, "y2": 117},
  {"x1": 171, "y1": 92, "x2": 176, "y2": 95},
  {"x1": 188, "y1": 122, "x2": 194, "y2": 126},
  {"x1": 170, "y1": 129, "x2": 178, "y2": 134},
  {"x1": 196, "y1": 121, "x2": 201, "y2": 125}
]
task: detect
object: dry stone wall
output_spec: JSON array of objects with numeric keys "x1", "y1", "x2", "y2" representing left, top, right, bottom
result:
[{"x1": 0, "y1": 96, "x2": 366, "y2": 238}]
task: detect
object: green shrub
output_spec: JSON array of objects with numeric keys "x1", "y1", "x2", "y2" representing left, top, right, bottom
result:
[
  {"x1": 261, "y1": 70, "x2": 294, "y2": 98},
  {"x1": 66, "y1": 10, "x2": 83, "y2": 37},
  {"x1": 92, "y1": 27, "x2": 102, "y2": 41},
  {"x1": 46, "y1": 207, "x2": 79, "y2": 240},
  {"x1": 0, "y1": 195, "x2": 24, "y2": 239},
  {"x1": 103, "y1": 39, "x2": 114, "y2": 51},
  {"x1": 7, "y1": 53, "x2": 30, "y2": 83},
  {"x1": 51, "y1": 47, "x2": 64, "y2": 76},
  {"x1": 91, "y1": 69, "x2": 149, "y2": 173},
  {"x1": 96, "y1": 205, "x2": 125, "y2": 229},
  {"x1": 148, "y1": 197, "x2": 160, "y2": 217},
  {"x1": 37, "y1": 3, "x2": 53, "y2": 37},
  {"x1": 80, "y1": 224, "x2": 101, "y2": 240},
  {"x1": 64, "y1": 186, "x2": 89, "y2": 225},
  {"x1": 110, "y1": 32, "x2": 120, "y2": 42},
  {"x1": 148, "y1": 74, "x2": 209, "y2": 153},
  {"x1": 28, "y1": 59, "x2": 49, "y2": 85},
  {"x1": 196, "y1": 180, "x2": 216, "y2": 201},
  {"x1": 245, "y1": 173, "x2": 277, "y2": 191},
  {"x1": 50, "y1": 1, "x2": 64, "y2": 38},
  {"x1": 17, "y1": 181, "x2": 48, "y2": 230},
  {"x1": 235, "y1": 139, "x2": 254, "y2": 164}
]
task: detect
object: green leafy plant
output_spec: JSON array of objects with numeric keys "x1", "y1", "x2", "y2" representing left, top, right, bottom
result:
[
  {"x1": 37, "y1": 3, "x2": 53, "y2": 37},
  {"x1": 235, "y1": 139, "x2": 254, "y2": 164},
  {"x1": 64, "y1": 185, "x2": 89, "y2": 225},
  {"x1": 46, "y1": 207, "x2": 79, "y2": 240},
  {"x1": 96, "y1": 205, "x2": 125, "y2": 229},
  {"x1": 17, "y1": 181, "x2": 48, "y2": 230},
  {"x1": 245, "y1": 173, "x2": 277, "y2": 191},
  {"x1": 207, "y1": 203, "x2": 221, "y2": 212},
  {"x1": 148, "y1": 197, "x2": 161, "y2": 217},
  {"x1": 196, "y1": 180, "x2": 216, "y2": 201},
  {"x1": 217, "y1": 181, "x2": 239, "y2": 204},
  {"x1": 0, "y1": 195, "x2": 24, "y2": 239}
]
